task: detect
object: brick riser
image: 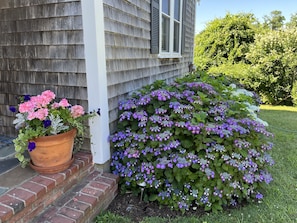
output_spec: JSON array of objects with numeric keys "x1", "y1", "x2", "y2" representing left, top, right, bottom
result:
[{"x1": 0, "y1": 151, "x2": 119, "y2": 223}]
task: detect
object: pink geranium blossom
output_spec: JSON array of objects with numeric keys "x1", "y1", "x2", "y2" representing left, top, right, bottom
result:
[
  {"x1": 59, "y1": 98, "x2": 70, "y2": 108},
  {"x1": 41, "y1": 90, "x2": 55, "y2": 101},
  {"x1": 27, "y1": 108, "x2": 49, "y2": 121},
  {"x1": 30, "y1": 96, "x2": 44, "y2": 108},
  {"x1": 19, "y1": 101, "x2": 35, "y2": 113},
  {"x1": 27, "y1": 112, "x2": 36, "y2": 120},
  {"x1": 51, "y1": 102, "x2": 60, "y2": 109},
  {"x1": 71, "y1": 105, "x2": 85, "y2": 118},
  {"x1": 25, "y1": 90, "x2": 55, "y2": 109},
  {"x1": 34, "y1": 108, "x2": 49, "y2": 120}
]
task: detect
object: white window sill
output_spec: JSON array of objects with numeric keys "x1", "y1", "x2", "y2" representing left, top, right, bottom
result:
[{"x1": 158, "y1": 53, "x2": 182, "y2": 59}]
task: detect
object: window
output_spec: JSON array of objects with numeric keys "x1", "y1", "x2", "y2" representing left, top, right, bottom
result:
[{"x1": 151, "y1": 0, "x2": 184, "y2": 58}]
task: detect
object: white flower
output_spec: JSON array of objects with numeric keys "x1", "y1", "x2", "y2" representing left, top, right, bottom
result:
[
  {"x1": 138, "y1": 182, "x2": 146, "y2": 187},
  {"x1": 229, "y1": 83, "x2": 237, "y2": 89},
  {"x1": 232, "y1": 88, "x2": 254, "y2": 97},
  {"x1": 254, "y1": 117, "x2": 269, "y2": 126}
]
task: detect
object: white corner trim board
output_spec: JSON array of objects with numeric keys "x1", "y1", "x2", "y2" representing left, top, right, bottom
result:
[{"x1": 81, "y1": 0, "x2": 110, "y2": 164}]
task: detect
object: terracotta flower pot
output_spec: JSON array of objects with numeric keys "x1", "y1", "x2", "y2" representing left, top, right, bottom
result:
[{"x1": 29, "y1": 128, "x2": 77, "y2": 174}]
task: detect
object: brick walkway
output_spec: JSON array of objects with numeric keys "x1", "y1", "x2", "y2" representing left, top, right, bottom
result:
[
  {"x1": 0, "y1": 151, "x2": 119, "y2": 222},
  {"x1": 0, "y1": 135, "x2": 119, "y2": 222}
]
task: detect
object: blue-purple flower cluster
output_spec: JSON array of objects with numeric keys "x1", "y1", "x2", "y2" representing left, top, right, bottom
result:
[{"x1": 110, "y1": 74, "x2": 274, "y2": 212}]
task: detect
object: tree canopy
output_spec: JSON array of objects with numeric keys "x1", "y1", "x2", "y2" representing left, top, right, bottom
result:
[
  {"x1": 246, "y1": 28, "x2": 297, "y2": 104},
  {"x1": 194, "y1": 13, "x2": 259, "y2": 73},
  {"x1": 263, "y1": 10, "x2": 285, "y2": 30},
  {"x1": 194, "y1": 10, "x2": 297, "y2": 105},
  {"x1": 286, "y1": 12, "x2": 297, "y2": 28}
]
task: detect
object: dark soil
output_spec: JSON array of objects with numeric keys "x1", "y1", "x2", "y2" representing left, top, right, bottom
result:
[
  {"x1": 106, "y1": 192, "x2": 206, "y2": 222},
  {"x1": 106, "y1": 192, "x2": 247, "y2": 222}
]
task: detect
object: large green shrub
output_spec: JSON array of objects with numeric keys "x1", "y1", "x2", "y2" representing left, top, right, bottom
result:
[
  {"x1": 110, "y1": 71, "x2": 274, "y2": 212},
  {"x1": 246, "y1": 28, "x2": 297, "y2": 105},
  {"x1": 194, "y1": 13, "x2": 259, "y2": 71},
  {"x1": 291, "y1": 80, "x2": 297, "y2": 106}
]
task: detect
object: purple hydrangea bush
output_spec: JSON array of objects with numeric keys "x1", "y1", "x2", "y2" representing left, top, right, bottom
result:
[{"x1": 110, "y1": 72, "x2": 274, "y2": 212}]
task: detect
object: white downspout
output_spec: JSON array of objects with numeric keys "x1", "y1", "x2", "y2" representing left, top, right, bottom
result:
[{"x1": 81, "y1": 0, "x2": 110, "y2": 164}]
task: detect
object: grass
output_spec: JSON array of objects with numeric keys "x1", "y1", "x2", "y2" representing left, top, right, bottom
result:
[{"x1": 95, "y1": 105, "x2": 297, "y2": 223}]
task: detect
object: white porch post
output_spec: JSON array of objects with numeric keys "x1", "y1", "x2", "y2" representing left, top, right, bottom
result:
[{"x1": 81, "y1": 0, "x2": 110, "y2": 164}]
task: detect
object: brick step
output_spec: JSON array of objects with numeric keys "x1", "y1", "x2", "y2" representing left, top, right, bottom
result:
[{"x1": 0, "y1": 151, "x2": 119, "y2": 223}]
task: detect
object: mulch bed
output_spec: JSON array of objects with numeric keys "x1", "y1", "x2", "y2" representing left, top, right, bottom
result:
[
  {"x1": 106, "y1": 192, "x2": 207, "y2": 222},
  {"x1": 106, "y1": 192, "x2": 248, "y2": 222}
]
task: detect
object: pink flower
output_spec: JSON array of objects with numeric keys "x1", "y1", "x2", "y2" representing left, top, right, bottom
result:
[
  {"x1": 27, "y1": 108, "x2": 49, "y2": 121},
  {"x1": 41, "y1": 90, "x2": 55, "y2": 101},
  {"x1": 19, "y1": 101, "x2": 34, "y2": 113},
  {"x1": 35, "y1": 90, "x2": 55, "y2": 107},
  {"x1": 71, "y1": 105, "x2": 85, "y2": 118},
  {"x1": 30, "y1": 90, "x2": 55, "y2": 108},
  {"x1": 35, "y1": 108, "x2": 49, "y2": 120},
  {"x1": 51, "y1": 102, "x2": 60, "y2": 109},
  {"x1": 40, "y1": 95, "x2": 52, "y2": 107},
  {"x1": 30, "y1": 95, "x2": 47, "y2": 108},
  {"x1": 27, "y1": 111, "x2": 36, "y2": 120},
  {"x1": 59, "y1": 98, "x2": 70, "y2": 108},
  {"x1": 27, "y1": 90, "x2": 55, "y2": 108}
]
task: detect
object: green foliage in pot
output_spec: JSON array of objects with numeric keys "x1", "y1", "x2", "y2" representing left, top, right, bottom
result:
[{"x1": 10, "y1": 90, "x2": 96, "y2": 167}]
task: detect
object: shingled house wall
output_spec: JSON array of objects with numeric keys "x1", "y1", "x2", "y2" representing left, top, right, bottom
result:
[
  {"x1": 0, "y1": 0, "x2": 87, "y2": 137},
  {"x1": 0, "y1": 0, "x2": 196, "y2": 138},
  {"x1": 104, "y1": 0, "x2": 196, "y2": 131}
]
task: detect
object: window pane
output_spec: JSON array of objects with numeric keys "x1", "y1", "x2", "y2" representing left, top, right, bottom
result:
[
  {"x1": 173, "y1": 22, "x2": 180, "y2": 52},
  {"x1": 162, "y1": 0, "x2": 170, "y2": 15},
  {"x1": 162, "y1": 16, "x2": 170, "y2": 52},
  {"x1": 174, "y1": 0, "x2": 180, "y2": 21}
]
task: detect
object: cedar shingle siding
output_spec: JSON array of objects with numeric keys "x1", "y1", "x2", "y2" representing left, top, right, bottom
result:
[
  {"x1": 0, "y1": 0, "x2": 87, "y2": 136},
  {"x1": 104, "y1": 0, "x2": 196, "y2": 131},
  {"x1": 0, "y1": 0, "x2": 196, "y2": 137}
]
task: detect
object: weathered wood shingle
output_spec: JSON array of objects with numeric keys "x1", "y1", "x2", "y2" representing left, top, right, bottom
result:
[
  {"x1": 104, "y1": 0, "x2": 196, "y2": 131},
  {"x1": 0, "y1": 0, "x2": 87, "y2": 136},
  {"x1": 0, "y1": 0, "x2": 197, "y2": 139}
]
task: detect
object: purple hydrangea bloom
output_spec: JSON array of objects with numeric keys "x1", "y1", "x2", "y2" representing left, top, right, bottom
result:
[
  {"x1": 255, "y1": 192, "x2": 263, "y2": 200},
  {"x1": 109, "y1": 75, "x2": 274, "y2": 212},
  {"x1": 137, "y1": 95, "x2": 151, "y2": 105},
  {"x1": 151, "y1": 89, "x2": 171, "y2": 101}
]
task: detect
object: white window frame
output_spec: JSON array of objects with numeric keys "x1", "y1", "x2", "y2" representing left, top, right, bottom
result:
[{"x1": 158, "y1": 0, "x2": 183, "y2": 58}]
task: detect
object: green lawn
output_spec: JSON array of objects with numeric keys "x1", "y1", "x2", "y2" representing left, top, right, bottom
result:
[{"x1": 95, "y1": 105, "x2": 297, "y2": 223}]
